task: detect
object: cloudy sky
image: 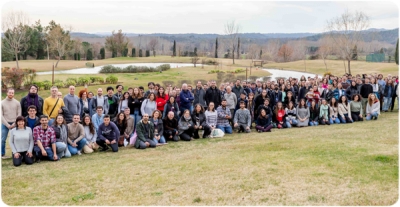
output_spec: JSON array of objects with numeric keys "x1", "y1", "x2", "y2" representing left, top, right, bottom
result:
[{"x1": 1, "y1": 0, "x2": 399, "y2": 34}]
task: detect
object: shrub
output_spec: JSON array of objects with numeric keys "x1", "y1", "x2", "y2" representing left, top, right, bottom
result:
[
  {"x1": 54, "y1": 80, "x2": 65, "y2": 88},
  {"x1": 22, "y1": 69, "x2": 37, "y2": 87},
  {"x1": 139, "y1": 49, "x2": 143, "y2": 57},
  {"x1": 208, "y1": 69, "x2": 224, "y2": 74},
  {"x1": 234, "y1": 68, "x2": 245, "y2": 73},
  {"x1": 132, "y1": 48, "x2": 136, "y2": 57},
  {"x1": 65, "y1": 78, "x2": 76, "y2": 87},
  {"x1": 100, "y1": 48, "x2": 105, "y2": 59},
  {"x1": 99, "y1": 64, "x2": 171, "y2": 73},
  {"x1": 85, "y1": 62, "x2": 95, "y2": 68},
  {"x1": 205, "y1": 59, "x2": 218, "y2": 65},
  {"x1": 309, "y1": 54, "x2": 320, "y2": 60},
  {"x1": 87, "y1": 49, "x2": 93, "y2": 60},
  {"x1": 42, "y1": 80, "x2": 52, "y2": 90},
  {"x1": 157, "y1": 64, "x2": 170, "y2": 71},
  {"x1": 32, "y1": 81, "x2": 43, "y2": 90},
  {"x1": 93, "y1": 77, "x2": 104, "y2": 84},
  {"x1": 1, "y1": 67, "x2": 25, "y2": 89},
  {"x1": 77, "y1": 77, "x2": 90, "y2": 86},
  {"x1": 106, "y1": 75, "x2": 118, "y2": 84}
]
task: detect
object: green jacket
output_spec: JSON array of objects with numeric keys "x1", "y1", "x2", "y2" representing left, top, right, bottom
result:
[{"x1": 135, "y1": 120, "x2": 154, "y2": 148}]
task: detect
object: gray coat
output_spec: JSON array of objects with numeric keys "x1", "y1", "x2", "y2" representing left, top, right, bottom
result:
[
  {"x1": 90, "y1": 95, "x2": 109, "y2": 116},
  {"x1": 193, "y1": 87, "x2": 206, "y2": 107}
]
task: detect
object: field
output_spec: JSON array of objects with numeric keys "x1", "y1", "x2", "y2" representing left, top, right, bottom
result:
[{"x1": 1, "y1": 57, "x2": 399, "y2": 205}]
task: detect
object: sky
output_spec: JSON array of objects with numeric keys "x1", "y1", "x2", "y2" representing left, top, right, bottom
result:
[{"x1": 1, "y1": 0, "x2": 399, "y2": 34}]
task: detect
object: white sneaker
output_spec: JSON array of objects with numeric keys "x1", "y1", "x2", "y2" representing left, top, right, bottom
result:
[{"x1": 77, "y1": 151, "x2": 82, "y2": 155}]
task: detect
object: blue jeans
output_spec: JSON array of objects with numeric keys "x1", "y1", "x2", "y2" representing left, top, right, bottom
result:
[
  {"x1": 48, "y1": 118, "x2": 55, "y2": 126},
  {"x1": 286, "y1": 119, "x2": 298, "y2": 128},
  {"x1": 68, "y1": 138, "x2": 87, "y2": 155},
  {"x1": 329, "y1": 117, "x2": 341, "y2": 124},
  {"x1": 132, "y1": 110, "x2": 141, "y2": 131},
  {"x1": 34, "y1": 146, "x2": 60, "y2": 161},
  {"x1": 216, "y1": 125, "x2": 233, "y2": 134},
  {"x1": 366, "y1": 112, "x2": 379, "y2": 120},
  {"x1": 56, "y1": 142, "x2": 71, "y2": 158},
  {"x1": 383, "y1": 97, "x2": 392, "y2": 111},
  {"x1": 1, "y1": 122, "x2": 13, "y2": 156},
  {"x1": 45, "y1": 148, "x2": 59, "y2": 161},
  {"x1": 309, "y1": 121, "x2": 319, "y2": 126},
  {"x1": 339, "y1": 114, "x2": 353, "y2": 123},
  {"x1": 153, "y1": 135, "x2": 166, "y2": 144}
]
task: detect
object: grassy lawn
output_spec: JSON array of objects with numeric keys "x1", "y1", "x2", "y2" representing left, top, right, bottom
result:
[{"x1": 1, "y1": 110, "x2": 398, "y2": 205}]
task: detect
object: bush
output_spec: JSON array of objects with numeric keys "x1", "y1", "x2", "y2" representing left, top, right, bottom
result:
[
  {"x1": 205, "y1": 59, "x2": 218, "y2": 65},
  {"x1": 106, "y1": 75, "x2": 118, "y2": 84},
  {"x1": 234, "y1": 68, "x2": 245, "y2": 73},
  {"x1": 1, "y1": 67, "x2": 25, "y2": 89},
  {"x1": 145, "y1": 50, "x2": 150, "y2": 57},
  {"x1": 208, "y1": 69, "x2": 224, "y2": 74},
  {"x1": 32, "y1": 81, "x2": 44, "y2": 90},
  {"x1": 77, "y1": 77, "x2": 90, "y2": 86},
  {"x1": 85, "y1": 62, "x2": 95, "y2": 68},
  {"x1": 308, "y1": 54, "x2": 320, "y2": 60},
  {"x1": 87, "y1": 49, "x2": 93, "y2": 60},
  {"x1": 65, "y1": 78, "x2": 77, "y2": 87},
  {"x1": 93, "y1": 77, "x2": 104, "y2": 84},
  {"x1": 54, "y1": 79, "x2": 65, "y2": 88},
  {"x1": 157, "y1": 64, "x2": 170, "y2": 71},
  {"x1": 89, "y1": 77, "x2": 97, "y2": 83},
  {"x1": 139, "y1": 49, "x2": 143, "y2": 57},
  {"x1": 99, "y1": 64, "x2": 171, "y2": 73},
  {"x1": 42, "y1": 80, "x2": 52, "y2": 90},
  {"x1": 23, "y1": 69, "x2": 37, "y2": 87}
]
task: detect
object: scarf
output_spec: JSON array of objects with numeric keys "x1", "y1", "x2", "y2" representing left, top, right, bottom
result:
[{"x1": 26, "y1": 93, "x2": 39, "y2": 108}]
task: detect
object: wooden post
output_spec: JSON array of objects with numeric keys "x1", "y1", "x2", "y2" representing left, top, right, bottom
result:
[
  {"x1": 246, "y1": 67, "x2": 248, "y2": 81},
  {"x1": 52, "y1": 62, "x2": 54, "y2": 85}
]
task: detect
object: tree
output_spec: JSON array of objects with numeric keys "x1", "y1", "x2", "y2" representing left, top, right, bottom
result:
[
  {"x1": 352, "y1": 45, "x2": 358, "y2": 60},
  {"x1": 86, "y1": 48, "x2": 93, "y2": 60},
  {"x1": 46, "y1": 23, "x2": 71, "y2": 68},
  {"x1": 1, "y1": 11, "x2": 30, "y2": 69},
  {"x1": 380, "y1": 48, "x2": 384, "y2": 54},
  {"x1": 72, "y1": 38, "x2": 82, "y2": 60},
  {"x1": 277, "y1": 44, "x2": 293, "y2": 62},
  {"x1": 395, "y1": 38, "x2": 399, "y2": 65},
  {"x1": 326, "y1": 10, "x2": 370, "y2": 74},
  {"x1": 224, "y1": 20, "x2": 241, "y2": 64},
  {"x1": 318, "y1": 36, "x2": 333, "y2": 70},
  {"x1": 132, "y1": 48, "x2": 136, "y2": 57},
  {"x1": 237, "y1": 37, "x2": 240, "y2": 59},
  {"x1": 172, "y1": 40, "x2": 176, "y2": 56},
  {"x1": 81, "y1": 41, "x2": 90, "y2": 59},
  {"x1": 139, "y1": 49, "x2": 143, "y2": 57},
  {"x1": 215, "y1": 38, "x2": 218, "y2": 58},
  {"x1": 194, "y1": 47, "x2": 197, "y2": 56},
  {"x1": 100, "y1": 47, "x2": 105, "y2": 59},
  {"x1": 145, "y1": 50, "x2": 150, "y2": 57},
  {"x1": 105, "y1": 30, "x2": 129, "y2": 57},
  {"x1": 91, "y1": 42, "x2": 101, "y2": 59},
  {"x1": 148, "y1": 38, "x2": 159, "y2": 57},
  {"x1": 259, "y1": 49, "x2": 262, "y2": 59},
  {"x1": 191, "y1": 56, "x2": 200, "y2": 67}
]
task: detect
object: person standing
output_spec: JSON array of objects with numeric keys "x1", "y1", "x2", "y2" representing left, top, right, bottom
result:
[
  {"x1": 43, "y1": 86, "x2": 65, "y2": 126},
  {"x1": 78, "y1": 89, "x2": 91, "y2": 118},
  {"x1": 105, "y1": 86, "x2": 119, "y2": 119},
  {"x1": 382, "y1": 79, "x2": 394, "y2": 112},
  {"x1": 232, "y1": 79, "x2": 245, "y2": 99},
  {"x1": 114, "y1": 84, "x2": 124, "y2": 101},
  {"x1": 32, "y1": 115, "x2": 59, "y2": 162},
  {"x1": 193, "y1": 81, "x2": 207, "y2": 110},
  {"x1": 20, "y1": 85, "x2": 44, "y2": 117},
  {"x1": 224, "y1": 86, "x2": 237, "y2": 126},
  {"x1": 205, "y1": 80, "x2": 222, "y2": 107},
  {"x1": 90, "y1": 88, "x2": 109, "y2": 117},
  {"x1": 156, "y1": 86, "x2": 169, "y2": 115},
  {"x1": 2, "y1": 88, "x2": 21, "y2": 159},
  {"x1": 9, "y1": 116, "x2": 34, "y2": 166},
  {"x1": 179, "y1": 84, "x2": 194, "y2": 113},
  {"x1": 64, "y1": 86, "x2": 81, "y2": 119},
  {"x1": 128, "y1": 87, "x2": 144, "y2": 129},
  {"x1": 360, "y1": 78, "x2": 373, "y2": 116}
]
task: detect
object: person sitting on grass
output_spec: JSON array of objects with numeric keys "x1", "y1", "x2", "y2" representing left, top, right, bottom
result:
[
  {"x1": 338, "y1": 95, "x2": 353, "y2": 123},
  {"x1": 96, "y1": 115, "x2": 120, "y2": 152},
  {"x1": 216, "y1": 99, "x2": 233, "y2": 134},
  {"x1": 296, "y1": 99, "x2": 309, "y2": 128},
  {"x1": 255, "y1": 109, "x2": 273, "y2": 132},
  {"x1": 150, "y1": 110, "x2": 166, "y2": 145},
  {"x1": 256, "y1": 98, "x2": 272, "y2": 126},
  {"x1": 33, "y1": 115, "x2": 59, "y2": 162},
  {"x1": 366, "y1": 93, "x2": 380, "y2": 121},
  {"x1": 178, "y1": 109, "x2": 195, "y2": 141},
  {"x1": 329, "y1": 97, "x2": 341, "y2": 124},
  {"x1": 113, "y1": 112, "x2": 127, "y2": 147},
  {"x1": 135, "y1": 113, "x2": 157, "y2": 149},
  {"x1": 318, "y1": 99, "x2": 331, "y2": 125},
  {"x1": 9, "y1": 116, "x2": 34, "y2": 167},
  {"x1": 53, "y1": 114, "x2": 71, "y2": 158},
  {"x1": 273, "y1": 101, "x2": 287, "y2": 129},
  {"x1": 204, "y1": 102, "x2": 218, "y2": 138},
  {"x1": 67, "y1": 114, "x2": 87, "y2": 155},
  {"x1": 163, "y1": 111, "x2": 179, "y2": 142},
  {"x1": 191, "y1": 104, "x2": 211, "y2": 139},
  {"x1": 82, "y1": 115, "x2": 99, "y2": 153},
  {"x1": 350, "y1": 94, "x2": 364, "y2": 122},
  {"x1": 285, "y1": 101, "x2": 297, "y2": 128},
  {"x1": 308, "y1": 100, "x2": 319, "y2": 126},
  {"x1": 233, "y1": 101, "x2": 252, "y2": 133}
]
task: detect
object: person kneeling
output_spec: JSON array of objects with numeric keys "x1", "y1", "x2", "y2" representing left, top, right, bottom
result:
[
  {"x1": 96, "y1": 115, "x2": 120, "y2": 152},
  {"x1": 234, "y1": 101, "x2": 251, "y2": 133},
  {"x1": 256, "y1": 109, "x2": 273, "y2": 132},
  {"x1": 135, "y1": 114, "x2": 157, "y2": 149},
  {"x1": 178, "y1": 110, "x2": 195, "y2": 141}
]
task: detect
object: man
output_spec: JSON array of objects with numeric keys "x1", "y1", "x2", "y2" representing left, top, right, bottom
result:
[
  {"x1": 135, "y1": 113, "x2": 157, "y2": 149},
  {"x1": 341, "y1": 76, "x2": 350, "y2": 90},
  {"x1": 193, "y1": 81, "x2": 207, "y2": 110},
  {"x1": 25, "y1": 105, "x2": 40, "y2": 131},
  {"x1": 114, "y1": 85, "x2": 124, "y2": 101},
  {"x1": 360, "y1": 78, "x2": 373, "y2": 115},
  {"x1": 321, "y1": 84, "x2": 334, "y2": 103},
  {"x1": 242, "y1": 81, "x2": 251, "y2": 96},
  {"x1": 224, "y1": 86, "x2": 237, "y2": 126},
  {"x1": 20, "y1": 85, "x2": 44, "y2": 117},
  {"x1": 234, "y1": 101, "x2": 252, "y2": 133},
  {"x1": 203, "y1": 84, "x2": 209, "y2": 91},
  {"x1": 216, "y1": 99, "x2": 233, "y2": 134},
  {"x1": 180, "y1": 83, "x2": 194, "y2": 113},
  {"x1": 92, "y1": 106, "x2": 105, "y2": 130},
  {"x1": 63, "y1": 85, "x2": 81, "y2": 117},
  {"x1": 96, "y1": 115, "x2": 120, "y2": 152},
  {"x1": 205, "y1": 80, "x2": 222, "y2": 107},
  {"x1": 250, "y1": 83, "x2": 258, "y2": 95},
  {"x1": 90, "y1": 88, "x2": 109, "y2": 116},
  {"x1": 105, "y1": 86, "x2": 119, "y2": 119},
  {"x1": 144, "y1": 82, "x2": 156, "y2": 98},
  {"x1": 1, "y1": 88, "x2": 21, "y2": 159},
  {"x1": 43, "y1": 86, "x2": 65, "y2": 126},
  {"x1": 232, "y1": 79, "x2": 245, "y2": 99},
  {"x1": 163, "y1": 111, "x2": 179, "y2": 142},
  {"x1": 67, "y1": 114, "x2": 87, "y2": 155},
  {"x1": 33, "y1": 115, "x2": 58, "y2": 162},
  {"x1": 57, "y1": 91, "x2": 63, "y2": 98},
  {"x1": 271, "y1": 84, "x2": 282, "y2": 106},
  {"x1": 235, "y1": 92, "x2": 248, "y2": 111}
]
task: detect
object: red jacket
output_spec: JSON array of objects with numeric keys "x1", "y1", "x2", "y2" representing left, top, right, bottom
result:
[{"x1": 156, "y1": 94, "x2": 169, "y2": 112}]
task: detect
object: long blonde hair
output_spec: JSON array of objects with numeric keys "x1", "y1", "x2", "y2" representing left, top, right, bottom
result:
[{"x1": 368, "y1": 93, "x2": 378, "y2": 106}]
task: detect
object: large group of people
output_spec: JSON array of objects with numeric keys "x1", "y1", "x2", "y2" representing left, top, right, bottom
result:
[{"x1": 2, "y1": 72, "x2": 398, "y2": 166}]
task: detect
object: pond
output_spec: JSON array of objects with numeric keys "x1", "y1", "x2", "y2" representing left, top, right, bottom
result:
[
  {"x1": 37, "y1": 63, "x2": 201, "y2": 75},
  {"x1": 262, "y1": 69, "x2": 322, "y2": 80}
]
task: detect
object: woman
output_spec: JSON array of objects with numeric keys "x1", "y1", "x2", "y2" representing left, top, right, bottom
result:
[
  {"x1": 255, "y1": 109, "x2": 273, "y2": 132},
  {"x1": 321, "y1": 78, "x2": 329, "y2": 89},
  {"x1": 113, "y1": 112, "x2": 127, "y2": 147},
  {"x1": 204, "y1": 102, "x2": 218, "y2": 137},
  {"x1": 308, "y1": 100, "x2": 319, "y2": 126},
  {"x1": 383, "y1": 79, "x2": 394, "y2": 112},
  {"x1": 300, "y1": 75, "x2": 306, "y2": 82},
  {"x1": 9, "y1": 116, "x2": 34, "y2": 167},
  {"x1": 128, "y1": 87, "x2": 144, "y2": 129},
  {"x1": 150, "y1": 110, "x2": 166, "y2": 145},
  {"x1": 338, "y1": 95, "x2": 353, "y2": 123},
  {"x1": 53, "y1": 114, "x2": 71, "y2": 159},
  {"x1": 278, "y1": 78, "x2": 285, "y2": 87},
  {"x1": 163, "y1": 96, "x2": 180, "y2": 119},
  {"x1": 329, "y1": 97, "x2": 341, "y2": 124},
  {"x1": 156, "y1": 87, "x2": 169, "y2": 115},
  {"x1": 280, "y1": 84, "x2": 287, "y2": 103},
  {"x1": 312, "y1": 85, "x2": 320, "y2": 106},
  {"x1": 247, "y1": 92, "x2": 255, "y2": 126},
  {"x1": 88, "y1": 92, "x2": 94, "y2": 99},
  {"x1": 350, "y1": 94, "x2": 363, "y2": 122},
  {"x1": 319, "y1": 99, "x2": 330, "y2": 125},
  {"x1": 79, "y1": 89, "x2": 91, "y2": 118},
  {"x1": 296, "y1": 98, "x2": 309, "y2": 127},
  {"x1": 345, "y1": 80, "x2": 359, "y2": 100},
  {"x1": 178, "y1": 109, "x2": 194, "y2": 141},
  {"x1": 82, "y1": 115, "x2": 99, "y2": 153},
  {"x1": 366, "y1": 93, "x2": 380, "y2": 120},
  {"x1": 118, "y1": 92, "x2": 130, "y2": 113},
  {"x1": 370, "y1": 77, "x2": 380, "y2": 99},
  {"x1": 285, "y1": 101, "x2": 297, "y2": 128},
  {"x1": 191, "y1": 104, "x2": 211, "y2": 139},
  {"x1": 284, "y1": 91, "x2": 296, "y2": 108},
  {"x1": 297, "y1": 81, "x2": 307, "y2": 103},
  {"x1": 254, "y1": 89, "x2": 269, "y2": 117},
  {"x1": 141, "y1": 92, "x2": 157, "y2": 118},
  {"x1": 273, "y1": 102, "x2": 287, "y2": 129}
]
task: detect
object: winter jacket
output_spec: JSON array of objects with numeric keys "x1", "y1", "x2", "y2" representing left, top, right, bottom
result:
[
  {"x1": 178, "y1": 115, "x2": 193, "y2": 135},
  {"x1": 90, "y1": 95, "x2": 109, "y2": 116},
  {"x1": 149, "y1": 118, "x2": 163, "y2": 136},
  {"x1": 156, "y1": 94, "x2": 169, "y2": 112},
  {"x1": 191, "y1": 112, "x2": 207, "y2": 128},
  {"x1": 232, "y1": 85, "x2": 245, "y2": 99},
  {"x1": 333, "y1": 88, "x2": 346, "y2": 100},
  {"x1": 60, "y1": 106, "x2": 73, "y2": 124},
  {"x1": 193, "y1": 87, "x2": 206, "y2": 107},
  {"x1": 346, "y1": 85, "x2": 360, "y2": 100},
  {"x1": 360, "y1": 84, "x2": 373, "y2": 99},
  {"x1": 179, "y1": 89, "x2": 194, "y2": 110},
  {"x1": 163, "y1": 117, "x2": 178, "y2": 131},
  {"x1": 128, "y1": 96, "x2": 144, "y2": 116},
  {"x1": 135, "y1": 120, "x2": 154, "y2": 148},
  {"x1": 20, "y1": 94, "x2": 44, "y2": 117},
  {"x1": 162, "y1": 102, "x2": 180, "y2": 119},
  {"x1": 205, "y1": 87, "x2": 222, "y2": 107}
]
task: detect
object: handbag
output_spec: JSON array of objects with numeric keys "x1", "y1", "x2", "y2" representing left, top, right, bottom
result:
[
  {"x1": 210, "y1": 128, "x2": 224, "y2": 138},
  {"x1": 129, "y1": 130, "x2": 137, "y2": 145},
  {"x1": 83, "y1": 145, "x2": 93, "y2": 154}
]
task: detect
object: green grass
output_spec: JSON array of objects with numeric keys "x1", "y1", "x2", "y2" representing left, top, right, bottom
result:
[{"x1": 1, "y1": 111, "x2": 398, "y2": 205}]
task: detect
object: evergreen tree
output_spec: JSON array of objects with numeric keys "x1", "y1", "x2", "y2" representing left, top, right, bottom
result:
[
  {"x1": 352, "y1": 45, "x2": 358, "y2": 60},
  {"x1": 215, "y1": 38, "x2": 218, "y2": 58},
  {"x1": 132, "y1": 48, "x2": 136, "y2": 57},
  {"x1": 173, "y1": 40, "x2": 176, "y2": 56},
  {"x1": 86, "y1": 49, "x2": 93, "y2": 60},
  {"x1": 260, "y1": 49, "x2": 263, "y2": 59},
  {"x1": 395, "y1": 38, "x2": 399, "y2": 65},
  {"x1": 194, "y1": 47, "x2": 197, "y2": 56},
  {"x1": 146, "y1": 50, "x2": 150, "y2": 57},
  {"x1": 77, "y1": 53, "x2": 81, "y2": 60},
  {"x1": 380, "y1": 48, "x2": 384, "y2": 54},
  {"x1": 100, "y1": 48, "x2": 105, "y2": 59},
  {"x1": 139, "y1": 49, "x2": 143, "y2": 57}
]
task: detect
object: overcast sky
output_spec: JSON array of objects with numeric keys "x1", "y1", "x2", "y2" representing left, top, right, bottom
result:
[{"x1": 1, "y1": 0, "x2": 399, "y2": 34}]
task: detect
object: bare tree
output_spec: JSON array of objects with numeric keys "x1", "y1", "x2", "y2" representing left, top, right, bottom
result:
[
  {"x1": 224, "y1": 20, "x2": 241, "y2": 64},
  {"x1": 247, "y1": 44, "x2": 259, "y2": 60},
  {"x1": 72, "y1": 37, "x2": 82, "y2": 56},
  {"x1": 1, "y1": 11, "x2": 30, "y2": 69},
  {"x1": 91, "y1": 42, "x2": 102, "y2": 59},
  {"x1": 47, "y1": 24, "x2": 71, "y2": 67},
  {"x1": 318, "y1": 36, "x2": 333, "y2": 70},
  {"x1": 191, "y1": 56, "x2": 200, "y2": 67},
  {"x1": 278, "y1": 44, "x2": 293, "y2": 62},
  {"x1": 105, "y1": 30, "x2": 129, "y2": 57},
  {"x1": 326, "y1": 10, "x2": 370, "y2": 74},
  {"x1": 148, "y1": 38, "x2": 159, "y2": 57}
]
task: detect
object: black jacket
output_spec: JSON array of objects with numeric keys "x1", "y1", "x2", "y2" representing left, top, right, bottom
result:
[
  {"x1": 149, "y1": 118, "x2": 164, "y2": 136},
  {"x1": 60, "y1": 106, "x2": 72, "y2": 124},
  {"x1": 360, "y1": 84, "x2": 373, "y2": 99},
  {"x1": 20, "y1": 94, "x2": 44, "y2": 117},
  {"x1": 128, "y1": 96, "x2": 144, "y2": 116},
  {"x1": 191, "y1": 112, "x2": 206, "y2": 128},
  {"x1": 309, "y1": 106, "x2": 319, "y2": 122},
  {"x1": 163, "y1": 117, "x2": 178, "y2": 131},
  {"x1": 346, "y1": 85, "x2": 360, "y2": 100},
  {"x1": 298, "y1": 86, "x2": 307, "y2": 102},
  {"x1": 321, "y1": 89, "x2": 334, "y2": 102},
  {"x1": 205, "y1": 87, "x2": 222, "y2": 107}
]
